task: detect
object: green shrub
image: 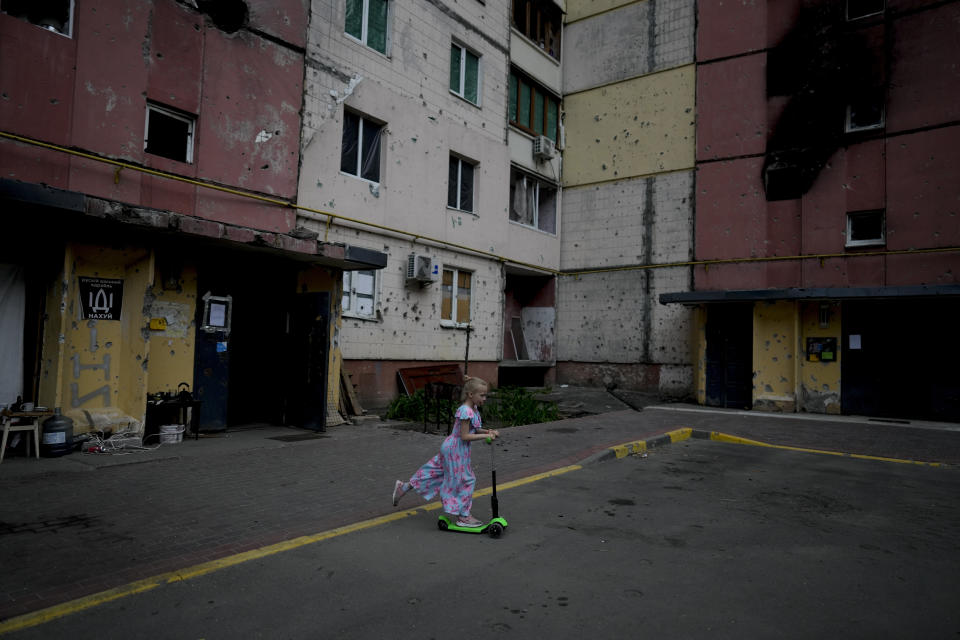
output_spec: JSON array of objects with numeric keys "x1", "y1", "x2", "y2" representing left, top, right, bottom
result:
[{"x1": 385, "y1": 386, "x2": 559, "y2": 428}]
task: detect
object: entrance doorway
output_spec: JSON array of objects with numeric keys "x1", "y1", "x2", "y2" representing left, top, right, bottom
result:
[
  {"x1": 705, "y1": 304, "x2": 753, "y2": 409},
  {"x1": 842, "y1": 298, "x2": 959, "y2": 421}
]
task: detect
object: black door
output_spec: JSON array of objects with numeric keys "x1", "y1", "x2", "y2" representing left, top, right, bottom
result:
[
  {"x1": 285, "y1": 292, "x2": 330, "y2": 431},
  {"x1": 705, "y1": 304, "x2": 753, "y2": 409},
  {"x1": 842, "y1": 299, "x2": 960, "y2": 421}
]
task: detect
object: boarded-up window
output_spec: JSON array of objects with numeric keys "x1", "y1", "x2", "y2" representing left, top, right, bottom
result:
[{"x1": 442, "y1": 268, "x2": 472, "y2": 325}]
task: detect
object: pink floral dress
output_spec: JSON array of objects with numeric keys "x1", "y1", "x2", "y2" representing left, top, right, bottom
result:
[{"x1": 408, "y1": 404, "x2": 481, "y2": 517}]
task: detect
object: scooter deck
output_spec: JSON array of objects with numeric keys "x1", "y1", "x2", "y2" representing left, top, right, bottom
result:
[{"x1": 438, "y1": 515, "x2": 508, "y2": 536}]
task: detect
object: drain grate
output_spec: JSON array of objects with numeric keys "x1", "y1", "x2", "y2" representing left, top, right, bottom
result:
[{"x1": 268, "y1": 433, "x2": 330, "y2": 442}]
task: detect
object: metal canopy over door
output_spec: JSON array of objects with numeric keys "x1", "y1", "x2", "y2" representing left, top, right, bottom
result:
[
  {"x1": 842, "y1": 298, "x2": 960, "y2": 422},
  {"x1": 705, "y1": 303, "x2": 753, "y2": 409}
]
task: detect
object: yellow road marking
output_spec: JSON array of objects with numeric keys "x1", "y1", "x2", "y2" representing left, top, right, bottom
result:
[
  {"x1": 611, "y1": 428, "x2": 693, "y2": 458},
  {"x1": 0, "y1": 464, "x2": 583, "y2": 634}
]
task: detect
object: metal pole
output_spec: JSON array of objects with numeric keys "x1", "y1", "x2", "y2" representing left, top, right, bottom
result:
[{"x1": 464, "y1": 325, "x2": 471, "y2": 376}]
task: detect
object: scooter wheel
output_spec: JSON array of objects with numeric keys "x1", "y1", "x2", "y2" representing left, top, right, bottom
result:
[
  {"x1": 488, "y1": 523, "x2": 503, "y2": 538},
  {"x1": 438, "y1": 519, "x2": 448, "y2": 531}
]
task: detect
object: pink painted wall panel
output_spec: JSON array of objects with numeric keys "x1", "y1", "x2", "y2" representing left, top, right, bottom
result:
[
  {"x1": 694, "y1": 262, "x2": 767, "y2": 291},
  {"x1": 0, "y1": 142, "x2": 70, "y2": 189},
  {"x1": 69, "y1": 156, "x2": 143, "y2": 206},
  {"x1": 695, "y1": 158, "x2": 768, "y2": 260},
  {"x1": 248, "y1": 0, "x2": 310, "y2": 50},
  {"x1": 844, "y1": 140, "x2": 885, "y2": 213},
  {"x1": 195, "y1": 31, "x2": 303, "y2": 201},
  {"x1": 196, "y1": 188, "x2": 295, "y2": 232},
  {"x1": 887, "y1": 3, "x2": 960, "y2": 132},
  {"x1": 696, "y1": 54, "x2": 768, "y2": 161},
  {"x1": 766, "y1": 199, "x2": 802, "y2": 256},
  {"x1": 697, "y1": 0, "x2": 767, "y2": 62},
  {"x1": 70, "y1": 1, "x2": 152, "y2": 163},
  {"x1": 0, "y1": 15, "x2": 76, "y2": 145},
  {"x1": 763, "y1": 260, "x2": 802, "y2": 289},
  {"x1": 886, "y1": 253, "x2": 960, "y2": 286},
  {"x1": 886, "y1": 127, "x2": 960, "y2": 250},
  {"x1": 147, "y1": 0, "x2": 203, "y2": 114},
  {"x1": 799, "y1": 150, "x2": 847, "y2": 254},
  {"x1": 140, "y1": 173, "x2": 197, "y2": 217},
  {"x1": 765, "y1": 0, "x2": 802, "y2": 51}
]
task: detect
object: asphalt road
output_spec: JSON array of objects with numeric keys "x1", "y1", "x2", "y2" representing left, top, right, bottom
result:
[{"x1": 6, "y1": 439, "x2": 959, "y2": 639}]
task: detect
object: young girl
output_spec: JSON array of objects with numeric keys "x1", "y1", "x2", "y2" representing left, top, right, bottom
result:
[{"x1": 391, "y1": 377, "x2": 500, "y2": 528}]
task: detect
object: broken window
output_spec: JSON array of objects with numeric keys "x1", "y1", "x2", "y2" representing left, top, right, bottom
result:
[
  {"x1": 845, "y1": 92, "x2": 885, "y2": 132},
  {"x1": 447, "y1": 155, "x2": 476, "y2": 213},
  {"x1": 441, "y1": 268, "x2": 472, "y2": 325},
  {"x1": 509, "y1": 169, "x2": 557, "y2": 234},
  {"x1": 345, "y1": 0, "x2": 389, "y2": 54},
  {"x1": 343, "y1": 269, "x2": 377, "y2": 319},
  {"x1": 450, "y1": 43, "x2": 481, "y2": 105},
  {"x1": 846, "y1": 0, "x2": 884, "y2": 20},
  {"x1": 511, "y1": 0, "x2": 561, "y2": 60},
  {"x1": 846, "y1": 210, "x2": 885, "y2": 247},
  {"x1": 340, "y1": 110, "x2": 383, "y2": 183},
  {"x1": 1, "y1": 0, "x2": 72, "y2": 36},
  {"x1": 145, "y1": 103, "x2": 195, "y2": 164},
  {"x1": 508, "y1": 69, "x2": 559, "y2": 142}
]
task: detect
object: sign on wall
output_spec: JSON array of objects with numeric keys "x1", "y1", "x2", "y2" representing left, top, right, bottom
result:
[{"x1": 79, "y1": 277, "x2": 124, "y2": 320}]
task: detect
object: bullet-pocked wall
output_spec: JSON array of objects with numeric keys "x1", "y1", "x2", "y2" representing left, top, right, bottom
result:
[
  {"x1": 556, "y1": 0, "x2": 696, "y2": 397},
  {"x1": 297, "y1": 0, "x2": 537, "y2": 408}
]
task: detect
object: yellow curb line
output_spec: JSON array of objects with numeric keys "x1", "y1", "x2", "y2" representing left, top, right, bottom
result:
[
  {"x1": 0, "y1": 463, "x2": 583, "y2": 635},
  {"x1": 703, "y1": 431, "x2": 947, "y2": 467},
  {"x1": 610, "y1": 427, "x2": 693, "y2": 459}
]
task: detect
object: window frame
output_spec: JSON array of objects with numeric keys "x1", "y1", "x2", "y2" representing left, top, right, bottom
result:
[
  {"x1": 340, "y1": 109, "x2": 384, "y2": 184},
  {"x1": 1, "y1": 0, "x2": 73, "y2": 37},
  {"x1": 344, "y1": 0, "x2": 390, "y2": 55},
  {"x1": 845, "y1": 97, "x2": 885, "y2": 133},
  {"x1": 440, "y1": 267, "x2": 472, "y2": 328},
  {"x1": 447, "y1": 154, "x2": 477, "y2": 214},
  {"x1": 144, "y1": 102, "x2": 196, "y2": 164},
  {"x1": 846, "y1": 0, "x2": 884, "y2": 21},
  {"x1": 508, "y1": 68, "x2": 560, "y2": 142},
  {"x1": 449, "y1": 42, "x2": 482, "y2": 106},
  {"x1": 510, "y1": 0, "x2": 561, "y2": 60},
  {"x1": 342, "y1": 269, "x2": 379, "y2": 320},
  {"x1": 845, "y1": 209, "x2": 885, "y2": 248},
  {"x1": 509, "y1": 168, "x2": 558, "y2": 235}
]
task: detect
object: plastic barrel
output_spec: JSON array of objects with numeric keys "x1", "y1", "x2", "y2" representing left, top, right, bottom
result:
[{"x1": 41, "y1": 410, "x2": 74, "y2": 457}]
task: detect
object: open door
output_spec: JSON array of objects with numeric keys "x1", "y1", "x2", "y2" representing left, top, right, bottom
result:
[{"x1": 285, "y1": 292, "x2": 330, "y2": 431}]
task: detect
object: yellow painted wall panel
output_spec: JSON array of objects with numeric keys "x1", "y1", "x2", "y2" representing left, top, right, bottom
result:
[
  {"x1": 799, "y1": 302, "x2": 842, "y2": 414},
  {"x1": 566, "y1": 0, "x2": 638, "y2": 25},
  {"x1": 148, "y1": 262, "x2": 198, "y2": 395},
  {"x1": 562, "y1": 65, "x2": 696, "y2": 187},
  {"x1": 753, "y1": 301, "x2": 797, "y2": 412}
]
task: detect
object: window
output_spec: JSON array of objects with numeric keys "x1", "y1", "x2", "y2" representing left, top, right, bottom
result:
[
  {"x1": 510, "y1": 169, "x2": 557, "y2": 234},
  {"x1": 450, "y1": 43, "x2": 481, "y2": 105},
  {"x1": 1, "y1": 0, "x2": 72, "y2": 36},
  {"x1": 345, "y1": 0, "x2": 388, "y2": 54},
  {"x1": 441, "y1": 268, "x2": 472, "y2": 326},
  {"x1": 511, "y1": 0, "x2": 561, "y2": 60},
  {"x1": 508, "y1": 69, "x2": 560, "y2": 142},
  {"x1": 343, "y1": 270, "x2": 377, "y2": 319},
  {"x1": 447, "y1": 155, "x2": 476, "y2": 213},
  {"x1": 846, "y1": 0, "x2": 884, "y2": 20},
  {"x1": 340, "y1": 110, "x2": 383, "y2": 183},
  {"x1": 845, "y1": 93, "x2": 885, "y2": 132},
  {"x1": 846, "y1": 210, "x2": 885, "y2": 247},
  {"x1": 145, "y1": 103, "x2": 195, "y2": 164}
]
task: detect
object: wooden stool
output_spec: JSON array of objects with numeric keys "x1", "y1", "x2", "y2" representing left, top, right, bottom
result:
[{"x1": 0, "y1": 410, "x2": 48, "y2": 465}]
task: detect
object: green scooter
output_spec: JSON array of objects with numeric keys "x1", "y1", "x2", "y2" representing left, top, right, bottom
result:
[{"x1": 438, "y1": 437, "x2": 508, "y2": 538}]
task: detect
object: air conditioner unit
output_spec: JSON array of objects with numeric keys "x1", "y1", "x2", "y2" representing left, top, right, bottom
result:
[
  {"x1": 406, "y1": 253, "x2": 438, "y2": 284},
  {"x1": 532, "y1": 135, "x2": 556, "y2": 161}
]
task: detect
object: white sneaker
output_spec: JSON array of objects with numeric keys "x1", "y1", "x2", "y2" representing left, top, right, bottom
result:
[{"x1": 392, "y1": 480, "x2": 403, "y2": 506}]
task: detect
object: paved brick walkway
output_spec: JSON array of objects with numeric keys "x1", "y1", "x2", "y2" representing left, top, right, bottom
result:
[{"x1": 0, "y1": 405, "x2": 957, "y2": 622}]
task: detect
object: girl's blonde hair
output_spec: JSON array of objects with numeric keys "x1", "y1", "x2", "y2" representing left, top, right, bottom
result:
[{"x1": 461, "y1": 376, "x2": 489, "y2": 402}]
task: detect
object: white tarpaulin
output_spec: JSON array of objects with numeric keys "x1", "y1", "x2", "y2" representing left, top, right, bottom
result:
[{"x1": 0, "y1": 264, "x2": 26, "y2": 407}]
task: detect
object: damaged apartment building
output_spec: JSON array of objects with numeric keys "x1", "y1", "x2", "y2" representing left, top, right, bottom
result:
[{"x1": 2, "y1": 0, "x2": 957, "y2": 436}]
